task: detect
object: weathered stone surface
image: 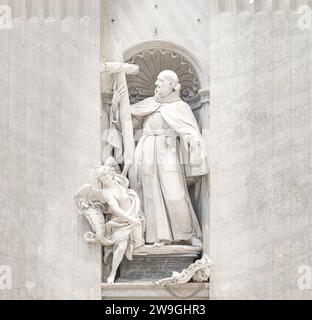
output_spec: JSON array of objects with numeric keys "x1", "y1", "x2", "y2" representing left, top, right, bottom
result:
[
  {"x1": 209, "y1": 1, "x2": 312, "y2": 300},
  {"x1": 117, "y1": 254, "x2": 198, "y2": 283},
  {"x1": 0, "y1": 0, "x2": 102, "y2": 300}
]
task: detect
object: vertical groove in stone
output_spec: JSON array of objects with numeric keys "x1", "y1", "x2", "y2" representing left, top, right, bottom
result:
[
  {"x1": 307, "y1": 0, "x2": 312, "y2": 12},
  {"x1": 254, "y1": 0, "x2": 267, "y2": 13},
  {"x1": 36, "y1": 0, "x2": 45, "y2": 19},
  {"x1": 91, "y1": 0, "x2": 99, "y2": 21},
  {"x1": 25, "y1": 0, "x2": 31, "y2": 20},
  {"x1": 272, "y1": 0, "x2": 290, "y2": 13},
  {"x1": 236, "y1": 0, "x2": 244, "y2": 14},
  {"x1": 272, "y1": 0, "x2": 280, "y2": 12},
  {"x1": 28, "y1": 0, "x2": 44, "y2": 20},
  {"x1": 265, "y1": 0, "x2": 273, "y2": 12},
  {"x1": 42, "y1": 0, "x2": 49, "y2": 19},
  {"x1": 79, "y1": 0, "x2": 88, "y2": 18},
  {"x1": 226, "y1": 0, "x2": 236, "y2": 13},
  {"x1": 55, "y1": 0, "x2": 64, "y2": 20},
  {"x1": 52, "y1": 0, "x2": 58, "y2": 18},
  {"x1": 73, "y1": 0, "x2": 80, "y2": 19},
  {"x1": 90, "y1": 0, "x2": 99, "y2": 22},
  {"x1": 19, "y1": 0, "x2": 27, "y2": 20},
  {"x1": 47, "y1": 0, "x2": 57, "y2": 20},
  {"x1": 85, "y1": 0, "x2": 91, "y2": 17},
  {"x1": 8, "y1": 0, "x2": 16, "y2": 18},
  {"x1": 290, "y1": 0, "x2": 299, "y2": 12},
  {"x1": 237, "y1": 0, "x2": 252, "y2": 14},
  {"x1": 10, "y1": 0, "x2": 20, "y2": 20},
  {"x1": 64, "y1": 0, "x2": 73, "y2": 19},
  {"x1": 218, "y1": 0, "x2": 227, "y2": 14}
]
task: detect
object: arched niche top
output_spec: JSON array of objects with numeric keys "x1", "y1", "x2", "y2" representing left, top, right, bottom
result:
[{"x1": 124, "y1": 41, "x2": 209, "y2": 107}]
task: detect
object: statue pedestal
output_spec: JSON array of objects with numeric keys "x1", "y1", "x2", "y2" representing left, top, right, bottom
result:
[
  {"x1": 101, "y1": 282, "x2": 209, "y2": 300},
  {"x1": 133, "y1": 244, "x2": 202, "y2": 256},
  {"x1": 115, "y1": 245, "x2": 202, "y2": 283}
]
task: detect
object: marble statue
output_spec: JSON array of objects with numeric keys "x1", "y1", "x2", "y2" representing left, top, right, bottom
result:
[
  {"x1": 156, "y1": 254, "x2": 213, "y2": 285},
  {"x1": 74, "y1": 157, "x2": 145, "y2": 284},
  {"x1": 112, "y1": 70, "x2": 209, "y2": 247}
]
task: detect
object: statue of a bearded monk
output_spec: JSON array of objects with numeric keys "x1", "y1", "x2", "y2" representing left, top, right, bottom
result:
[{"x1": 113, "y1": 70, "x2": 208, "y2": 247}]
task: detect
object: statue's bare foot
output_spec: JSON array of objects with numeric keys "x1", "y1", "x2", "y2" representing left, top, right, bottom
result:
[
  {"x1": 153, "y1": 241, "x2": 169, "y2": 247},
  {"x1": 107, "y1": 274, "x2": 116, "y2": 284},
  {"x1": 191, "y1": 236, "x2": 202, "y2": 248},
  {"x1": 153, "y1": 242, "x2": 165, "y2": 247}
]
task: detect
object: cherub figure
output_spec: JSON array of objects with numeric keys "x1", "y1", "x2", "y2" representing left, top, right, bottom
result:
[{"x1": 74, "y1": 157, "x2": 145, "y2": 284}]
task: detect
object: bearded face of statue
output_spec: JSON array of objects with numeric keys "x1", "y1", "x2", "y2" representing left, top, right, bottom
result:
[{"x1": 155, "y1": 70, "x2": 179, "y2": 99}]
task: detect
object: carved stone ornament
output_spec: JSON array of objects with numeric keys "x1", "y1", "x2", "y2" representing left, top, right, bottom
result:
[
  {"x1": 74, "y1": 157, "x2": 145, "y2": 284},
  {"x1": 155, "y1": 254, "x2": 213, "y2": 285},
  {"x1": 125, "y1": 48, "x2": 200, "y2": 105}
]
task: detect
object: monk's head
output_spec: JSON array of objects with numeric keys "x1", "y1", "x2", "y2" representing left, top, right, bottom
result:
[{"x1": 155, "y1": 70, "x2": 180, "y2": 99}]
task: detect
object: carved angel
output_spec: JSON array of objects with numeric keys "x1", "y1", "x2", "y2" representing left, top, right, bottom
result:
[{"x1": 74, "y1": 157, "x2": 145, "y2": 283}]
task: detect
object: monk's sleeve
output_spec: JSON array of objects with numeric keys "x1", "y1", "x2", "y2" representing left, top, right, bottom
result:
[
  {"x1": 130, "y1": 104, "x2": 144, "y2": 130},
  {"x1": 130, "y1": 97, "x2": 159, "y2": 130},
  {"x1": 161, "y1": 102, "x2": 209, "y2": 176}
]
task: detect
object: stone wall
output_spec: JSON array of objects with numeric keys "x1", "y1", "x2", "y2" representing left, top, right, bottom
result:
[
  {"x1": 209, "y1": 0, "x2": 312, "y2": 299},
  {"x1": 0, "y1": 0, "x2": 102, "y2": 299}
]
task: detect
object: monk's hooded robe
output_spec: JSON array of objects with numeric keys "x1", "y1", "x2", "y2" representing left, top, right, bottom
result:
[{"x1": 129, "y1": 89, "x2": 208, "y2": 244}]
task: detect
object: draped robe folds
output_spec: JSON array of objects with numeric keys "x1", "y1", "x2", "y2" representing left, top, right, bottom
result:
[{"x1": 129, "y1": 93, "x2": 209, "y2": 244}]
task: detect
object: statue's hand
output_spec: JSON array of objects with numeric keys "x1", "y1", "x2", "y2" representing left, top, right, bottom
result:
[
  {"x1": 121, "y1": 163, "x2": 131, "y2": 177},
  {"x1": 183, "y1": 135, "x2": 197, "y2": 151},
  {"x1": 183, "y1": 135, "x2": 204, "y2": 165},
  {"x1": 184, "y1": 134, "x2": 200, "y2": 146},
  {"x1": 129, "y1": 217, "x2": 141, "y2": 226},
  {"x1": 112, "y1": 81, "x2": 127, "y2": 110}
]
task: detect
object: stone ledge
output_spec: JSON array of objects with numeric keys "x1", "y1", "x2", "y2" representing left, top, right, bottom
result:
[
  {"x1": 133, "y1": 245, "x2": 202, "y2": 256},
  {"x1": 101, "y1": 282, "x2": 209, "y2": 300}
]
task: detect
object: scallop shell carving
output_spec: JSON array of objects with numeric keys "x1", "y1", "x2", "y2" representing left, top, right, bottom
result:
[{"x1": 125, "y1": 49, "x2": 200, "y2": 104}]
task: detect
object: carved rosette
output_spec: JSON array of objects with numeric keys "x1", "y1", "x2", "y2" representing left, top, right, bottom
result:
[{"x1": 125, "y1": 49, "x2": 200, "y2": 105}]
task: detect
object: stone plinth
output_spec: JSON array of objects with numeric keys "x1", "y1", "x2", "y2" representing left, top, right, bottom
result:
[
  {"x1": 102, "y1": 282, "x2": 209, "y2": 300},
  {"x1": 114, "y1": 245, "x2": 202, "y2": 283},
  {"x1": 133, "y1": 245, "x2": 202, "y2": 256},
  {"x1": 117, "y1": 254, "x2": 197, "y2": 283}
]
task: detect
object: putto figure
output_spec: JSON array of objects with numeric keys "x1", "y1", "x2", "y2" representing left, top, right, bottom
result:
[
  {"x1": 113, "y1": 70, "x2": 209, "y2": 247},
  {"x1": 74, "y1": 157, "x2": 145, "y2": 284}
]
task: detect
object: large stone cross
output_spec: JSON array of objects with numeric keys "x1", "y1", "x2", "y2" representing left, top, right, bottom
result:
[{"x1": 99, "y1": 60, "x2": 139, "y2": 175}]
